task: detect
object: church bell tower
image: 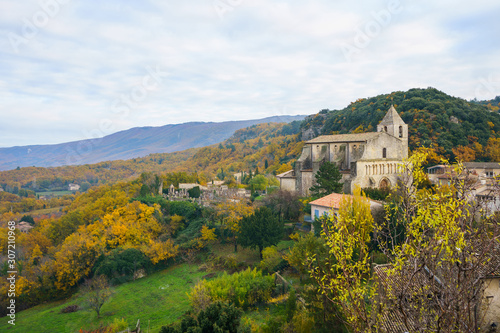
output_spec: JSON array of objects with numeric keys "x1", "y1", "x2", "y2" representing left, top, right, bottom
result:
[{"x1": 377, "y1": 105, "x2": 408, "y2": 157}]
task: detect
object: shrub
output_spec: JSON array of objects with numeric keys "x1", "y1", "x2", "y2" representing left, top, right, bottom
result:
[
  {"x1": 361, "y1": 187, "x2": 390, "y2": 201},
  {"x1": 93, "y1": 248, "x2": 152, "y2": 285},
  {"x1": 189, "y1": 268, "x2": 274, "y2": 310},
  {"x1": 160, "y1": 301, "x2": 242, "y2": 333},
  {"x1": 20, "y1": 214, "x2": 35, "y2": 225},
  {"x1": 108, "y1": 318, "x2": 128, "y2": 333},
  {"x1": 259, "y1": 246, "x2": 282, "y2": 273}
]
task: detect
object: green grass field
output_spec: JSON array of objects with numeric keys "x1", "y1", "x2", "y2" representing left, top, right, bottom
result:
[
  {"x1": 0, "y1": 264, "x2": 215, "y2": 333},
  {"x1": 36, "y1": 190, "x2": 74, "y2": 197},
  {"x1": 26, "y1": 206, "x2": 63, "y2": 216}
]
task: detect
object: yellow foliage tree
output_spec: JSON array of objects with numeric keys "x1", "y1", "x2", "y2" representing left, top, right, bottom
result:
[
  {"x1": 485, "y1": 137, "x2": 500, "y2": 161},
  {"x1": 53, "y1": 230, "x2": 102, "y2": 290},
  {"x1": 308, "y1": 187, "x2": 377, "y2": 332},
  {"x1": 215, "y1": 200, "x2": 254, "y2": 252},
  {"x1": 143, "y1": 239, "x2": 178, "y2": 264},
  {"x1": 452, "y1": 145, "x2": 475, "y2": 162}
]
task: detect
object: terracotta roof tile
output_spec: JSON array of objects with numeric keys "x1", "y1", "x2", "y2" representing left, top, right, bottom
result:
[{"x1": 309, "y1": 193, "x2": 351, "y2": 209}]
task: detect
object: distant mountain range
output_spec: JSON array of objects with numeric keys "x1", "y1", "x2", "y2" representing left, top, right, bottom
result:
[{"x1": 0, "y1": 115, "x2": 306, "y2": 171}]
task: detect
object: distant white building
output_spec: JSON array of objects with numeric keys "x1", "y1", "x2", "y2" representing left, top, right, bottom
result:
[
  {"x1": 179, "y1": 183, "x2": 208, "y2": 191},
  {"x1": 68, "y1": 183, "x2": 80, "y2": 191}
]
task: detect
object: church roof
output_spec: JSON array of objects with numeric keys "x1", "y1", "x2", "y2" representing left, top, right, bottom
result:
[
  {"x1": 306, "y1": 132, "x2": 383, "y2": 144},
  {"x1": 378, "y1": 105, "x2": 404, "y2": 126}
]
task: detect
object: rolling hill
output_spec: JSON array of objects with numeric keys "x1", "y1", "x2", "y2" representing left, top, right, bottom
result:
[{"x1": 0, "y1": 115, "x2": 306, "y2": 171}]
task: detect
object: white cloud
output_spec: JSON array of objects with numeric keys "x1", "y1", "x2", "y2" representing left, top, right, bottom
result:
[{"x1": 0, "y1": 0, "x2": 498, "y2": 147}]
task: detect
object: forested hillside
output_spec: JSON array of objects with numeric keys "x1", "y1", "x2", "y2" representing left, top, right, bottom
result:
[
  {"x1": 3, "y1": 88, "x2": 500, "y2": 196},
  {"x1": 472, "y1": 95, "x2": 500, "y2": 112},
  {"x1": 300, "y1": 87, "x2": 500, "y2": 161},
  {"x1": 0, "y1": 115, "x2": 305, "y2": 171},
  {"x1": 0, "y1": 122, "x2": 302, "y2": 195}
]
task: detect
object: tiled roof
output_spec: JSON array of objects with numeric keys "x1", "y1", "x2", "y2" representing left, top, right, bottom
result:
[
  {"x1": 464, "y1": 162, "x2": 500, "y2": 169},
  {"x1": 306, "y1": 132, "x2": 383, "y2": 144},
  {"x1": 276, "y1": 170, "x2": 295, "y2": 178},
  {"x1": 309, "y1": 193, "x2": 351, "y2": 209},
  {"x1": 378, "y1": 105, "x2": 404, "y2": 126}
]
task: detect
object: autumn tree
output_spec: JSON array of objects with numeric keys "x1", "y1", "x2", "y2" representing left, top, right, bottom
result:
[
  {"x1": 215, "y1": 200, "x2": 254, "y2": 252},
  {"x1": 485, "y1": 137, "x2": 500, "y2": 161},
  {"x1": 308, "y1": 188, "x2": 377, "y2": 332},
  {"x1": 452, "y1": 145, "x2": 475, "y2": 162},
  {"x1": 309, "y1": 162, "x2": 343, "y2": 197},
  {"x1": 376, "y1": 151, "x2": 500, "y2": 332},
  {"x1": 262, "y1": 189, "x2": 303, "y2": 222},
  {"x1": 238, "y1": 207, "x2": 283, "y2": 259},
  {"x1": 82, "y1": 275, "x2": 113, "y2": 318}
]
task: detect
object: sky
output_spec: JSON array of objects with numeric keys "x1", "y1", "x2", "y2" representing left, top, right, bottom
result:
[{"x1": 1, "y1": 0, "x2": 499, "y2": 148}]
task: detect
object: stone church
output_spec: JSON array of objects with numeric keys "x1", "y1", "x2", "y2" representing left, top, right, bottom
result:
[{"x1": 277, "y1": 105, "x2": 408, "y2": 195}]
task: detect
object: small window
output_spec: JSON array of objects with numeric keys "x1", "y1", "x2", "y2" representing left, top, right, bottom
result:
[
  {"x1": 383, "y1": 148, "x2": 387, "y2": 158},
  {"x1": 384, "y1": 126, "x2": 387, "y2": 132},
  {"x1": 399, "y1": 126, "x2": 403, "y2": 138},
  {"x1": 314, "y1": 210, "x2": 320, "y2": 218}
]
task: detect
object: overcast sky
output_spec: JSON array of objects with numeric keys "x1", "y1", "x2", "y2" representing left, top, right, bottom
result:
[{"x1": 1, "y1": 0, "x2": 499, "y2": 147}]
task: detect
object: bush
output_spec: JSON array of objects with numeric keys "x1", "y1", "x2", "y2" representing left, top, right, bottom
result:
[
  {"x1": 361, "y1": 187, "x2": 390, "y2": 201},
  {"x1": 189, "y1": 268, "x2": 274, "y2": 310},
  {"x1": 93, "y1": 248, "x2": 152, "y2": 285},
  {"x1": 259, "y1": 246, "x2": 282, "y2": 273},
  {"x1": 188, "y1": 186, "x2": 201, "y2": 198},
  {"x1": 160, "y1": 301, "x2": 242, "y2": 333}
]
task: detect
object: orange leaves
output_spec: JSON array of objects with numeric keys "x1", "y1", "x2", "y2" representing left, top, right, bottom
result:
[
  {"x1": 485, "y1": 137, "x2": 500, "y2": 161},
  {"x1": 452, "y1": 146, "x2": 476, "y2": 162}
]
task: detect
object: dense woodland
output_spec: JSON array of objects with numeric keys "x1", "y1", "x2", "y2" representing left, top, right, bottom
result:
[{"x1": 1, "y1": 88, "x2": 500, "y2": 332}]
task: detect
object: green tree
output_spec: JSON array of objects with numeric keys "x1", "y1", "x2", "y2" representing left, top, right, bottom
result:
[
  {"x1": 238, "y1": 207, "x2": 284, "y2": 259},
  {"x1": 20, "y1": 214, "x2": 35, "y2": 225},
  {"x1": 248, "y1": 174, "x2": 268, "y2": 191},
  {"x1": 309, "y1": 162, "x2": 343, "y2": 197},
  {"x1": 188, "y1": 186, "x2": 201, "y2": 198},
  {"x1": 80, "y1": 181, "x2": 91, "y2": 192}
]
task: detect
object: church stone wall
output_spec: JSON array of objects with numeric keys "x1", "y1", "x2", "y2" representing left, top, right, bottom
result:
[
  {"x1": 297, "y1": 171, "x2": 313, "y2": 195},
  {"x1": 280, "y1": 177, "x2": 296, "y2": 192}
]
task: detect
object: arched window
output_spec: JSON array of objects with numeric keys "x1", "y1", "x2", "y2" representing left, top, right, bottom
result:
[
  {"x1": 399, "y1": 126, "x2": 403, "y2": 138},
  {"x1": 382, "y1": 148, "x2": 387, "y2": 158},
  {"x1": 384, "y1": 126, "x2": 387, "y2": 132}
]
